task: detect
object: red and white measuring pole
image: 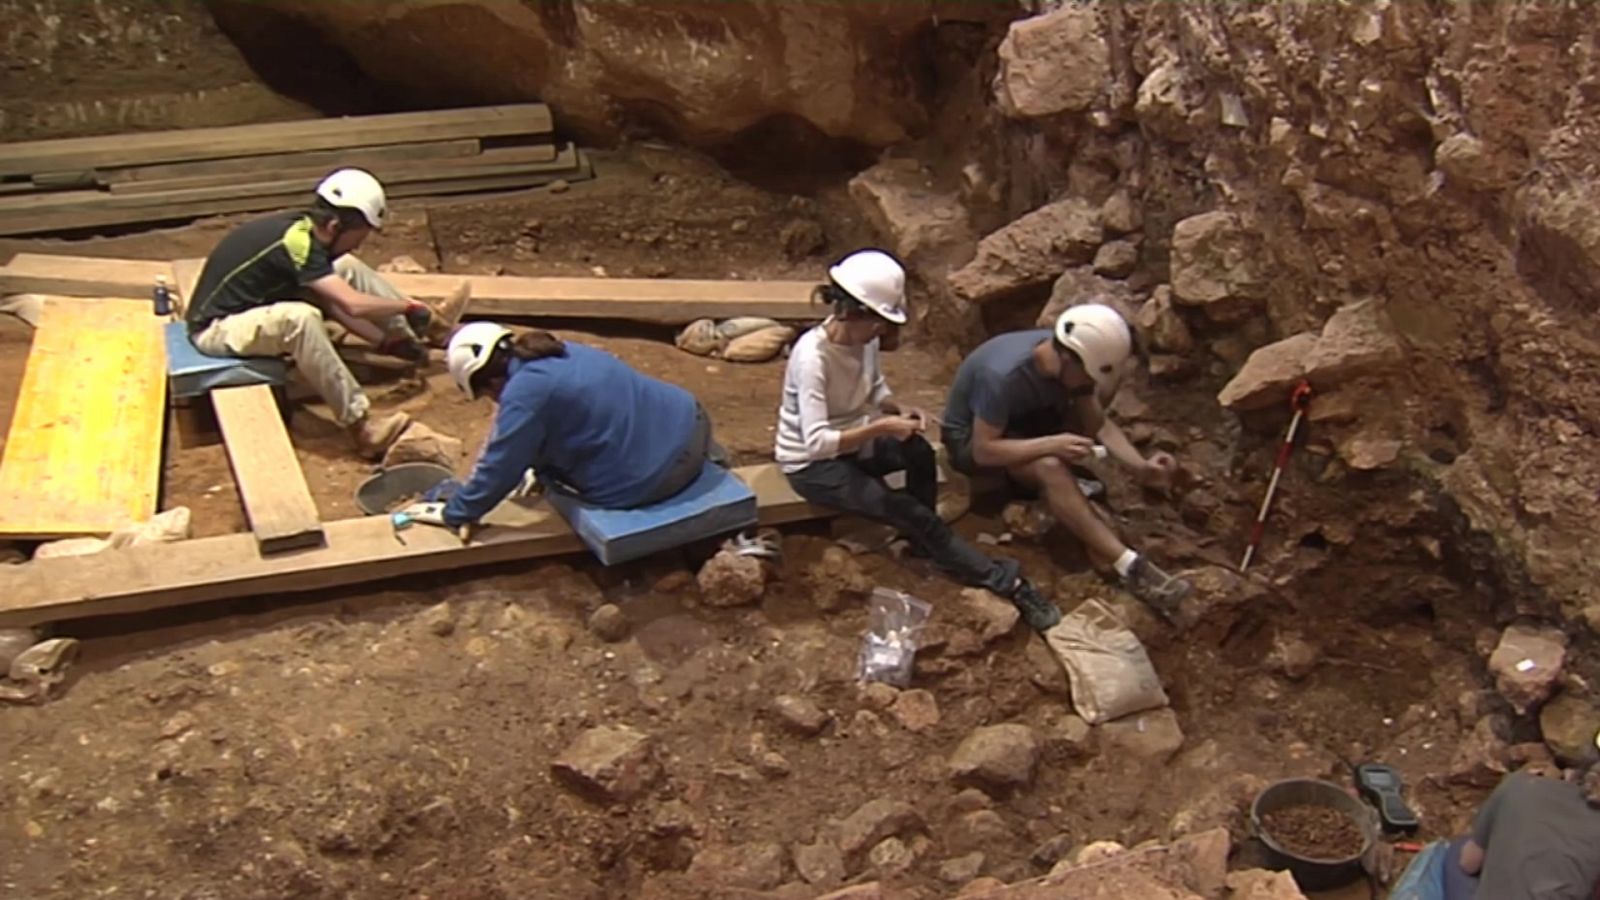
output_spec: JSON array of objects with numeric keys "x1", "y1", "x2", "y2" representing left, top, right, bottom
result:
[{"x1": 1239, "y1": 380, "x2": 1313, "y2": 572}]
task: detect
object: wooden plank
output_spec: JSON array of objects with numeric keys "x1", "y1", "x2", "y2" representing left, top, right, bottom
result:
[
  {"x1": 0, "y1": 298, "x2": 166, "y2": 538},
  {"x1": 0, "y1": 103, "x2": 554, "y2": 177},
  {"x1": 386, "y1": 269, "x2": 819, "y2": 324},
  {"x1": 211, "y1": 385, "x2": 325, "y2": 553},
  {"x1": 1, "y1": 253, "x2": 821, "y2": 324},
  {"x1": 0, "y1": 464, "x2": 832, "y2": 627},
  {"x1": 107, "y1": 143, "x2": 563, "y2": 195},
  {"x1": 0, "y1": 254, "x2": 171, "y2": 298},
  {"x1": 105, "y1": 137, "x2": 485, "y2": 184},
  {"x1": 0, "y1": 146, "x2": 588, "y2": 235}
]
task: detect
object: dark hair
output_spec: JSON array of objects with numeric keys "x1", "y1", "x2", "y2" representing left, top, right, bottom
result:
[
  {"x1": 310, "y1": 196, "x2": 368, "y2": 231},
  {"x1": 468, "y1": 330, "x2": 566, "y2": 397}
]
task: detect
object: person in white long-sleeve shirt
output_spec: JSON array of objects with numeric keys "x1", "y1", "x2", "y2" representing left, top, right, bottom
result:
[{"x1": 774, "y1": 249, "x2": 1062, "y2": 631}]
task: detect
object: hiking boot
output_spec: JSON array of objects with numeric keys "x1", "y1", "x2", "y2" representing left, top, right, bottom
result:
[
  {"x1": 425, "y1": 282, "x2": 472, "y2": 346},
  {"x1": 1008, "y1": 578, "x2": 1062, "y2": 632},
  {"x1": 1123, "y1": 555, "x2": 1192, "y2": 622},
  {"x1": 351, "y1": 411, "x2": 411, "y2": 460}
]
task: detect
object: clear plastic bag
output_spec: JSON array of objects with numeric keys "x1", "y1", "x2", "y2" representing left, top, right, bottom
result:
[{"x1": 857, "y1": 588, "x2": 934, "y2": 687}]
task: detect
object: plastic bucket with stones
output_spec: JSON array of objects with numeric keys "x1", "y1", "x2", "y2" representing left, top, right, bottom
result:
[
  {"x1": 355, "y1": 463, "x2": 455, "y2": 516},
  {"x1": 1251, "y1": 778, "x2": 1379, "y2": 892}
]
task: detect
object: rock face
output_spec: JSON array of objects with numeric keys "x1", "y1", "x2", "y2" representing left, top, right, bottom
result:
[
  {"x1": 948, "y1": 724, "x2": 1041, "y2": 789},
  {"x1": 1301, "y1": 299, "x2": 1406, "y2": 384},
  {"x1": 1168, "y1": 211, "x2": 1266, "y2": 321},
  {"x1": 551, "y1": 725, "x2": 659, "y2": 803},
  {"x1": 1488, "y1": 624, "x2": 1567, "y2": 714},
  {"x1": 849, "y1": 159, "x2": 976, "y2": 271},
  {"x1": 209, "y1": 1, "x2": 935, "y2": 148},
  {"x1": 994, "y1": 6, "x2": 1109, "y2": 118},
  {"x1": 949, "y1": 197, "x2": 1104, "y2": 303}
]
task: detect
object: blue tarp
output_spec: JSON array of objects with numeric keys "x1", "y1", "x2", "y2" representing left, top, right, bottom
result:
[{"x1": 164, "y1": 321, "x2": 287, "y2": 399}]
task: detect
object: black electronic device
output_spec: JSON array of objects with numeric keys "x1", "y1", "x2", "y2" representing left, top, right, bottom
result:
[{"x1": 1354, "y1": 762, "x2": 1420, "y2": 834}]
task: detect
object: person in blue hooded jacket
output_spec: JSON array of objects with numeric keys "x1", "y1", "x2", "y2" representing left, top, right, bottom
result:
[{"x1": 399, "y1": 322, "x2": 716, "y2": 538}]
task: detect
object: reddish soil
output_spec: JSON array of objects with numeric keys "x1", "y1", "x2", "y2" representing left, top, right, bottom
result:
[
  {"x1": 1261, "y1": 805, "x2": 1365, "y2": 862},
  {"x1": 0, "y1": 145, "x2": 1483, "y2": 900}
]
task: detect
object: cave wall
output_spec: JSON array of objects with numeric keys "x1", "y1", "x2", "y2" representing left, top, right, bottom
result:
[
  {"x1": 936, "y1": 1, "x2": 1600, "y2": 628},
  {"x1": 0, "y1": 0, "x2": 313, "y2": 140}
]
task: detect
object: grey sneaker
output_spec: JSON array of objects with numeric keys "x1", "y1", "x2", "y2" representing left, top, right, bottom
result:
[
  {"x1": 1009, "y1": 578, "x2": 1062, "y2": 632},
  {"x1": 1123, "y1": 555, "x2": 1192, "y2": 621}
]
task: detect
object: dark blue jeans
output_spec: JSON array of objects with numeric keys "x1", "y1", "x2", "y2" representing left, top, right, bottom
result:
[{"x1": 785, "y1": 435, "x2": 1019, "y2": 595}]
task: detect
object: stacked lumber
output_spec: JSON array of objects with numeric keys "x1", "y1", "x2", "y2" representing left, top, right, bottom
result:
[{"x1": 0, "y1": 104, "x2": 590, "y2": 236}]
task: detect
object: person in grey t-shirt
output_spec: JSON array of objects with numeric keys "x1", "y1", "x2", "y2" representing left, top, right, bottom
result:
[
  {"x1": 1446, "y1": 763, "x2": 1600, "y2": 900},
  {"x1": 941, "y1": 303, "x2": 1192, "y2": 618}
]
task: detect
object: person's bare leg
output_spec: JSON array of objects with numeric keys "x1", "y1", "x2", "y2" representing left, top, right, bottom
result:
[{"x1": 1008, "y1": 455, "x2": 1126, "y2": 566}]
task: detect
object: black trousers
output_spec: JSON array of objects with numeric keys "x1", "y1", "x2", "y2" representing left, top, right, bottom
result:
[{"x1": 785, "y1": 435, "x2": 1019, "y2": 595}]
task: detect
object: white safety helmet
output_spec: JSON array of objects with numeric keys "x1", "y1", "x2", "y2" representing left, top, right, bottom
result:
[
  {"x1": 447, "y1": 321, "x2": 513, "y2": 399},
  {"x1": 315, "y1": 167, "x2": 388, "y2": 229},
  {"x1": 1054, "y1": 303, "x2": 1133, "y2": 391},
  {"x1": 828, "y1": 249, "x2": 908, "y2": 325}
]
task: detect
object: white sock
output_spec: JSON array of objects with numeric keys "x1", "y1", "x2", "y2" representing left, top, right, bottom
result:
[{"x1": 1113, "y1": 549, "x2": 1138, "y2": 577}]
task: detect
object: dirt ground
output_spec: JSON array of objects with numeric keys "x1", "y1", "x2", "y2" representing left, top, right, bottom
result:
[{"x1": 0, "y1": 146, "x2": 1491, "y2": 899}]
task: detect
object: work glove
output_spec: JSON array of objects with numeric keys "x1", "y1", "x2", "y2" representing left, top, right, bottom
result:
[
  {"x1": 403, "y1": 300, "x2": 434, "y2": 337},
  {"x1": 393, "y1": 501, "x2": 475, "y2": 543},
  {"x1": 378, "y1": 333, "x2": 428, "y2": 363}
]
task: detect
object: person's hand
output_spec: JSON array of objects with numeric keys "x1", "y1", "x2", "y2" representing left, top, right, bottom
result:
[
  {"x1": 876, "y1": 415, "x2": 923, "y2": 441},
  {"x1": 395, "y1": 501, "x2": 448, "y2": 526},
  {"x1": 903, "y1": 406, "x2": 936, "y2": 429},
  {"x1": 1141, "y1": 452, "x2": 1178, "y2": 489},
  {"x1": 403, "y1": 300, "x2": 433, "y2": 336},
  {"x1": 1048, "y1": 433, "x2": 1098, "y2": 462}
]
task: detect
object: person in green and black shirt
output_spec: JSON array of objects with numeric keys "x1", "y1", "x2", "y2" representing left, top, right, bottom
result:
[{"x1": 186, "y1": 168, "x2": 470, "y2": 459}]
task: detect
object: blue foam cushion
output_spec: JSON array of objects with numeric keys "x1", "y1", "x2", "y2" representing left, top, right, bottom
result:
[
  {"x1": 165, "y1": 321, "x2": 288, "y2": 399},
  {"x1": 545, "y1": 462, "x2": 757, "y2": 565}
]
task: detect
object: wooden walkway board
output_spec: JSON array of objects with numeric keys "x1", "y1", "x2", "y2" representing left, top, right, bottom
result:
[
  {"x1": 0, "y1": 254, "x2": 171, "y2": 298},
  {"x1": 0, "y1": 298, "x2": 166, "y2": 538},
  {"x1": 212, "y1": 385, "x2": 325, "y2": 553},
  {"x1": 0, "y1": 464, "x2": 833, "y2": 627},
  {"x1": 2, "y1": 254, "x2": 822, "y2": 324}
]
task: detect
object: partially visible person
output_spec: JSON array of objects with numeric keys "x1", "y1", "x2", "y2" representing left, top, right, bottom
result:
[
  {"x1": 397, "y1": 322, "x2": 719, "y2": 539},
  {"x1": 940, "y1": 304, "x2": 1192, "y2": 618},
  {"x1": 1442, "y1": 759, "x2": 1600, "y2": 900},
  {"x1": 185, "y1": 167, "x2": 469, "y2": 459},
  {"x1": 774, "y1": 249, "x2": 1061, "y2": 630}
]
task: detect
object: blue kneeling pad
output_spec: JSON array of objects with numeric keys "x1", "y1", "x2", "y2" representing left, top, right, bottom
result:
[
  {"x1": 545, "y1": 462, "x2": 757, "y2": 565},
  {"x1": 165, "y1": 321, "x2": 288, "y2": 400}
]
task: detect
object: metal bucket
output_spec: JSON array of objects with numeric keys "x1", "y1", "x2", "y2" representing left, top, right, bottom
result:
[
  {"x1": 354, "y1": 463, "x2": 454, "y2": 516},
  {"x1": 1250, "y1": 778, "x2": 1379, "y2": 892}
]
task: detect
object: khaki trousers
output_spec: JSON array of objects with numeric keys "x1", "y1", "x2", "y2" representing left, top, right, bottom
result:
[{"x1": 191, "y1": 255, "x2": 409, "y2": 427}]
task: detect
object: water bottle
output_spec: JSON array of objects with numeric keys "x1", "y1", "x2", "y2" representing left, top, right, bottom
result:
[{"x1": 152, "y1": 275, "x2": 173, "y2": 317}]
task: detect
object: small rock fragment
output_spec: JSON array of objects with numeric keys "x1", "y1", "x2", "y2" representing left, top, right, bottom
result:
[
  {"x1": 949, "y1": 724, "x2": 1042, "y2": 789},
  {"x1": 1266, "y1": 632, "x2": 1320, "y2": 681},
  {"x1": 868, "y1": 837, "x2": 916, "y2": 876},
  {"x1": 381, "y1": 422, "x2": 463, "y2": 469},
  {"x1": 958, "y1": 877, "x2": 1007, "y2": 896},
  {"x1": 685, "y1": 842, "x2": 788, "y2": 891},
  {"x1": 1449, "y1": 714, "x2": 1511, "y2": 787},
  {"x1": 858, "y1": 682, "x2": 899, "y2": 711},
  {"x1": 938, "y1": 852, "x2": 986, "y2": 884},
  {"x1": 421, "y1": 602, "x2": 455, "y2": 637},
  {"x1": 1540, "y1": 693, "x2": 1600, "y2": 765},
  {"x1": 1098, "y1": 708, "x2": 1185, "y2": 762},
  {"x1": 697, "y1": 550, "x2": 767, "y2": 607},
  {"x1": 808, "y1": 546, "x2": 873, "y2": 612},
  {"x1": 551, "y1": 725, "x2": 660, "y2": 803},
  {"x1": 1488, "y1": 623, "x2": 1567, "y2": 714},
  {"x1": 587, "y1": 604, "x2": 629, "y2": 643},
  {"x1": 836, "y1": 798, "x2": 924, "y2": 860},
  {"x1": 1092, "y1": 240, "x2": 1139, "y2": 278},
  {"x1": 889, "y1": 689, "x2": 940, "y2": 733},
  {"x1": 773, "y1": 694, "x2": 831, "y2": 736},
  {"x1": 1031, "y1": 833, "x2": 1075, "y2": 868}
]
